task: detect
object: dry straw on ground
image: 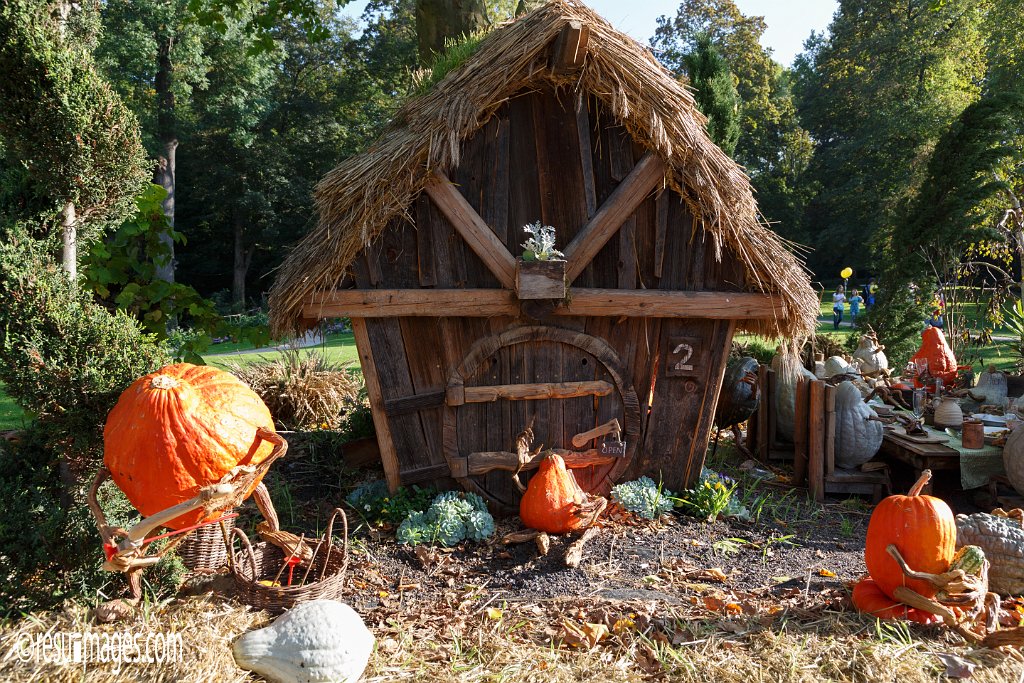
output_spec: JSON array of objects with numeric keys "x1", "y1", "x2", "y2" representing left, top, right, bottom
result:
[
  {"x1": 2, "y1": 594, "x2": 1022, "y2": 682},
  {"x1": 269, "y1": 0, "x2": 818, "y2": 341}
]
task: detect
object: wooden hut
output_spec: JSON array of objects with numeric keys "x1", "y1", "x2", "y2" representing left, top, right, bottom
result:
[{"x1": 268, "y1": 0, "x2": 817, "y2": 510}]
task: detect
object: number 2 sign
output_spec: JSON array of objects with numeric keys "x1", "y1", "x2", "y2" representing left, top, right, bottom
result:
[{"x1": 666, "y1": 336, "x2": 700, "y2": 377}]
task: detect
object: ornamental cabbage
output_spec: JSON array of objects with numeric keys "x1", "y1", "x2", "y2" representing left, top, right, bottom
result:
[
  {"x1": 395, "y1": 491, "x2": 496, "y2": 546},
  {"x1": 611, "y1": 477, "x2": 675, "y2": 520}
]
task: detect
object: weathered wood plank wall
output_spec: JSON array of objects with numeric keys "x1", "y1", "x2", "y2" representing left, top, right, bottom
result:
[{"x1": 345, "y1": 85, "x2": 746, "y2": 499}]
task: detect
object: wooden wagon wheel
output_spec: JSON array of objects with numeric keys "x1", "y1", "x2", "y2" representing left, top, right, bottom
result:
[{"x1": 442, "y1": 325, "x2": 641, "y2": 510}]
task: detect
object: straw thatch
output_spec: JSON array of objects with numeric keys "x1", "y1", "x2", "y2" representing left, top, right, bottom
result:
[{"x1": 268, "y1": 0, "x2": 818, "y2": 339}]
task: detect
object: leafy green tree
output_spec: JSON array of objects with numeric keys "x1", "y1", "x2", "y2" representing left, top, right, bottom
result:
[
  {"x1": 81, "y1": 184, "x2": 222, "y2": 361},
  {"x1": 415, "y1": 0, "x2": 490, "y2": 63},
  {"x1": 176, "y1": 5, "x2": 396, "y2": 308},
  {"x1": 653, "y1": 0, "x2": 813, "y2": 242},
  {"x1": 795, "y1": 0, "x2": 987, "y2": 273},
  {"x1": 97, "y1": 0, "x2": 212, "y2": 287},
  {"x1": 0, "y1": 0, "x2": 149, "y2": 277},
  {"x1": 683, "y1": 33, "x2": 741, "y2": 155}
]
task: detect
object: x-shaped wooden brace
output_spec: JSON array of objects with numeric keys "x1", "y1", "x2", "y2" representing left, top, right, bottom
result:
[{"x1": 422, "y1": 152, "x2": 665, "y2": 291}]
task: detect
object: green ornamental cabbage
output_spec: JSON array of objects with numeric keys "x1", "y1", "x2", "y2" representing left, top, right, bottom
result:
[{"x1": 396, "y1": 491, "x2": 496, "y2": 547}]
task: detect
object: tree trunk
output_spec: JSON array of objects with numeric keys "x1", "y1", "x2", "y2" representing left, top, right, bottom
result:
[
  {"x1": 415, "y1": 0, "x2": 490, "y2": 65},
  {"x1": 233, "y1": 210, "x2": 253, "y2": 310},
  {"x1": 61, "y1": 200, "x2": 76, "y2": 281},
  {"x1": 154, "y1": 31, "x2": 176, "y2": 286}
]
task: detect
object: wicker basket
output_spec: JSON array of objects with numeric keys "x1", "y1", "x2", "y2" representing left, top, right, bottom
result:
[
  {"x1": 230, "y1": 508, "x2": 349, "y2": 614},
  {"x1": 178, "y1": 516, "x2": 235, "y2": 572}
]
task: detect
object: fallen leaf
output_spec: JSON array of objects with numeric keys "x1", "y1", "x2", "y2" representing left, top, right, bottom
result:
[
  {"x1": 485, "y1": 607, "x2": 503, "y2": 620},
  {"x1": 818, "y1": 568, "x2": 837, "y2": 577},
  {"x1": 612, "y1": 617, "x2": 635, "y2": 635},
  {"x1": 703, "y1": 595, "x2": 727, "y2": 612},
  {"x1": 634, "y1": 644, "x2": 663, "y2": 674},
  {"x1": 704, "y1": 567, "x2": 729, "y2": 583},
  {"x1": 717, "y1": 620, "x2": 746, "y2": 634},
  {"x1": 934, "y1": 653, "x2": 977, "y2": 679}
]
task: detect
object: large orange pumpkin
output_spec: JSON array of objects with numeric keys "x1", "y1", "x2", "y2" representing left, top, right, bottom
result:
[
  {"x1": 863, "y1": 470, "x2": 955, "y2": 599},
  {"x1": 103, "y1": 363, "x2": 277, "y2": 529},
  {"x1": 519, "y1": 454, "x2": 585, "y2": 534},
  {"x1": 910, "y1": 326, "x2": 958, "y2": 386},
  {"x1": 851, "y1": 577, "x2": 941, "y2": 625}
]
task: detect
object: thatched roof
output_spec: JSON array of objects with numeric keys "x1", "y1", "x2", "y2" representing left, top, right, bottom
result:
[{"x1": 268, "y1": 0, "x2": 817, "y2": 339}]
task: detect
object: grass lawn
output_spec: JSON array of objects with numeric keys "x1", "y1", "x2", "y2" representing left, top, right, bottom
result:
[
  {"x1": 0, "y1": 333, "x2": 363, "y2": 430},
  {"x1": 203, "y1": 331, "x2": 361, "y2": 370},
  {"x1": 0, "y1": 382, "x2": 28, "y2": 430}
]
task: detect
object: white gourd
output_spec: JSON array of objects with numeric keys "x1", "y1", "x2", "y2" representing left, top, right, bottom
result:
[
  {"x1": 833, "y1": 381, "x2": 883, "y2": 469},
  {"x1": 233, "y1": 600, "x2": 374, "y2": 683},
  {"x1": 824, "y1": 355, "x2": 852, "y2": 378},
  {"x1": 972, "y1": 366, "x2": 1008, "y2": 405},
  {"x1": 852, "y1": 335, "x2": 889, "y2": 377},
  {"x1": 772, "y1": 346, "x2": 816, "y2": 441}
]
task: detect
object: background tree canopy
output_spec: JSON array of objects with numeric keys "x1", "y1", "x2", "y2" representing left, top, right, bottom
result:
[{"x1": 1, "y1": 0, "x2": 1022, "y2": 332}]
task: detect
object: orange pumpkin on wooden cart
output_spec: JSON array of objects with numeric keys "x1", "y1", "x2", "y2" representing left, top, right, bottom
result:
[{"x1": 87, "y1": 364, "x2": 286, "y2": 595}]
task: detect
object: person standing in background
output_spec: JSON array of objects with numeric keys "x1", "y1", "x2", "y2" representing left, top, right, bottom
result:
[
  {"x1": 848, "y1": 289, "x2": 863, "y2": 326},
  {"x1": 867, "y1": 278, "x2": 878, "y2": 307},
  {"x1": 833, "y1": 285, "x2": 847, "y2": 330}
]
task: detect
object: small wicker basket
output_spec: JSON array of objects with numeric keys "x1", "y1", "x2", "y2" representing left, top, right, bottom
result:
[
  {"x1": 177, "y1": 516, "x2": 235, "y2": 572},
  {"x1": 230, "y1": 508, "x2": 349, "y2": 614}
]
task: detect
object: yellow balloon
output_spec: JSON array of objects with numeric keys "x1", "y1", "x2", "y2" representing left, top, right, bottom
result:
[{"x1": 840, "y1": 267, "x2": 853, "y2": 279}]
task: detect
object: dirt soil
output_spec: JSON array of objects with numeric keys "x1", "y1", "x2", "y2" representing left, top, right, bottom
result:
[{"x1": 342, "y1": 505, "x2": 866, "y2": 617}]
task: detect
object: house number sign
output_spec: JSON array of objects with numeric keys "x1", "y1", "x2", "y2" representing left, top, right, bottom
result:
[{"x1": 666, "y1": 336, "x2": 701, "y2": 378}]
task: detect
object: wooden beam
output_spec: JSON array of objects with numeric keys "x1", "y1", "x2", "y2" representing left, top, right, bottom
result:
[
  {"x1": 807, "y1": 380, "x2": 825, "y2": 503},
  {"x1": 383, "y1": 389, "x2": 446, "y2": 417},
  {"x1": 400, "y1": 463, "x2": 451, "y2": 484},
  {"x1": 448, "y1": 380, "x2": 614, "y2": 405},
  {"x1": 550, "y1": 20, "x2": 590, "y2": 75},
  {"x1": 793, "y1": 378, "x2": 808, "y2": 486},
  {"x1": 301, "y1": 288, "x2": 782, "y2": 320},
  {"x1": 467, "y1": 448, "x2": 615, "y2": 476},
  {"x1": 423, "y1": 171, "x2": 516, "y2": 288},
  {"x1": 350, "y1": 318, "x2": 402, "y2": 492},
  {"x1": 563, "y1": 152, "x2": 665, "y2": 283},
  {"x1": 755, "y1": 364, "x2": 769, "y2": 463}
]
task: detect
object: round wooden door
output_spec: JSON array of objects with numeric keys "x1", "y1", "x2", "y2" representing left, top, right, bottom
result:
[{"x1": 443, "y1": 325, "x2": 640, "y2": 511}]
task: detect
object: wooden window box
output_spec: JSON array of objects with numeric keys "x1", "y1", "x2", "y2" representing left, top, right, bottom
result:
[{"x1": 515, "y1": 257, "x2": 566, "y2": 300}]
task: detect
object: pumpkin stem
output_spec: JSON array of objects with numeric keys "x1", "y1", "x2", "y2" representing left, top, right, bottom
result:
[
  {"x1": 149, "y1": 375, "x2": 180, "y2": 390},
  {"x1": 907, "y1": 469, "x2": 932, "y2": 496}
]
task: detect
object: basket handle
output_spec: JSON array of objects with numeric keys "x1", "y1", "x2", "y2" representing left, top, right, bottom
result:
[
  {"x1": 321, "y1": 508, "x2": 349, "y2": 582},
  {"x1": 230, "y1": 527, "x2": 259, "y2": 579}
]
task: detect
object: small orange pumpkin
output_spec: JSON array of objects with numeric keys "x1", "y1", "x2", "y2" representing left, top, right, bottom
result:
[
  {"x1": 863, "y1": 470, "x2": 956, "y2": 599},
  {"x1": 910, "y1": 326, "x2": 958, "y2": 386},
  {"x1": 103, "y1": 363, "x2": 277, "y2": 529},
  {"x1": 519, "y1": 454, "x2": 585, "y2": 534},
  {"x1": 851, "y1": 577, "x2": 941, "y2": 625}
]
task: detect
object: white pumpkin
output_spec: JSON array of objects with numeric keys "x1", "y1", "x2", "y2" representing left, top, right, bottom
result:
[
  {"x1": 824, "y1": 355, "x2": 852, "y2": 378},
  {"x1": 833, "y1": 381, "x2": 883, "y2": 469},
  {"x1": 971, "y1": 365, "x2": 1008, "y2": 405},
  {"x1": 233, "y1": 600, "x2": 374, "y2": 683},
  {"x1": 852, "y1": 335, "x2": 889, "y2": 377},
  {"x1": 1004, "y1": 427, "x2": 1024, "y2": 497}
]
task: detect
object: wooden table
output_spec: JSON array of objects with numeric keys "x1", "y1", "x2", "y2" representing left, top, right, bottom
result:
[{"x1": 878, "y1": 433, "x2": 960, "y2": 493}]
